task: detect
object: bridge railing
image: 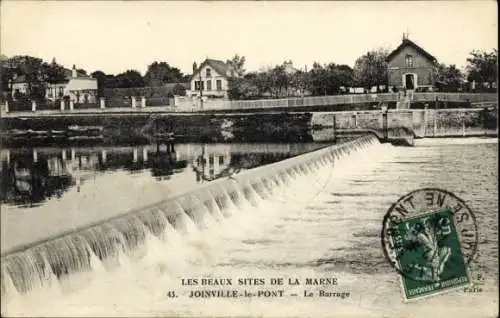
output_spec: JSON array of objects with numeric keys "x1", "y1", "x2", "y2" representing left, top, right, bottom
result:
[
  {"x1": 216, "y1": 93, "x2": 398, "y2": 110},
  {"x1": 411, "y1": 93, "x2": 498, "y2": 103},
  {"x1": 1, "y1": 93, "x2": 497, "y2": 116},
  {"x1": 177, "y1": 93, "x2": 496, "y2": 111}
]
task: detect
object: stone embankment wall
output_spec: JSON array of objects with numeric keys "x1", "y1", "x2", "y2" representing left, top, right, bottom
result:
[
  {"x1": 312, "y1": 107, "x2": 498, "y2": 138},
  {"x1": 0, "y1": 113, "x2": 314, "y2": 145},
  {"x1": 1, "y1": 106, "x2": 496, "y2": 146}
]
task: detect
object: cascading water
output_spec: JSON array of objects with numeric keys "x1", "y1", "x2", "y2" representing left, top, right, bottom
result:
[{"x1": 1, "y1": 135, "x2": 380, "y2": 315}]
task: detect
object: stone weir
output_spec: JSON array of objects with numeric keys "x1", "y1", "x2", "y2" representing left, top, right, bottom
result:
[{"x1": 1, "y1": 135, "x2": 379, "y2": 300}]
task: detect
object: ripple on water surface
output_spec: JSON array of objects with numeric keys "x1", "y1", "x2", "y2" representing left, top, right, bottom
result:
[{"x1": 1, "y1": 138, "x2": 498, "y2": 317}]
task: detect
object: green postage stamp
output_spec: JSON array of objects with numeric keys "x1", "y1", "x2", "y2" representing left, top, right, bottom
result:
[{"x1": 382, "y1": 188, "x2": 478, "y2": 301}]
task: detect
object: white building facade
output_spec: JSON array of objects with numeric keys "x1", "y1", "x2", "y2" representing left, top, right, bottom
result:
[
  {"x1": 186, "y1": 59, "x2": 236, "y2": 100},
  {"x1": 46, "y1": 65, "x2": 98, "y2": 103}
]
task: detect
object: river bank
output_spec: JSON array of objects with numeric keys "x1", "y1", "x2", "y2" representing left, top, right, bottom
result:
[
  {"x1": 0, "y1": 113, "x2": 314, "y2": 146},
  {"x1": 0, "y1": 107, "x2": 497, "y2": 147}
]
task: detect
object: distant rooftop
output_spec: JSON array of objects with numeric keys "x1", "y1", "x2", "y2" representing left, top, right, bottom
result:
[
  {"x1": 192, "y1": 58, "x2": 236, "y2": 79},
  {"x1": 387, "y1": 37, "x2": 437, "y2": 63}
]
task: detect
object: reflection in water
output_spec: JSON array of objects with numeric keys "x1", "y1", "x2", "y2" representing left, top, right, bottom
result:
[
  {"x1": 191, "y1": 146, "x2": 294, "y2": 182},
  {"x1": 0, "y1": 142, "x2": 330, "y2": 207},
  {"x1": 0, "y1": 153, "x2": 73, "y2": 207}
]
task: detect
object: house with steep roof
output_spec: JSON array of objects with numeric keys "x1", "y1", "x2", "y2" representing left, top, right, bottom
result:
[
  {"x1": 46, "y1": 64, "x2": 98, "y2": 103},
  {"x1": 387, "y1": 35, "x2": 438, "y2": 91},
  {"x1": 186, "y1": 58, "x2": 237, "y2": 99}
]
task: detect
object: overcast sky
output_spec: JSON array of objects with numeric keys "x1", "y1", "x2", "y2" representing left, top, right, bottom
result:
[{"x1": 1, "y1": 1, "x2": 497, "y2": 75}]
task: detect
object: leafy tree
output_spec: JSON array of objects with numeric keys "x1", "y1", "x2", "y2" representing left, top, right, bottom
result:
[
  {"x1": 436, "y1": 64, "x2": 464, "y2": 91},
  {"x1": 309, "y1": 62, "x2": 329, "y2": 96},
  {"x1": 269, "y1": 64, "x2": 290, "y2": 97},
  {"x1": 104, "y1": 74, "x2": 117, "y2": 88},
  {"x1": 6, "y1": 55, "x2": 46, "y2": 99},
  {"x1": 226, "y1": 54, "x2": 246, "y2": 77},
  {"x1": 290, "y1": 70, "x2": 310, "y2": 97},
  {"x1": 2, "y1": 55, "x2": 70, "y2": 99},
  {"x1": 172, "y1": 83, "x2": 187, "y2": 96},
  {"x1": 1, "y1": 57, "x2": 14, "y2": 93},
  {"x1": 307, "y1": 62, "x2": 354, "y2": 96},
  {"x1": 353, "y1": 48, "x2": 389, "y2": 90},
  {"x1": 90, "y1": 70, "x2": 107, "y2": 96},
  {"x1": 254, "y1": 71, "x2": 272, "y2": 97},
  {"x1": 333, "y1": 64, "x2": 355, "y2": 89},
  {"x1": 227, "y1": 76, "x2": 247, "y2": 100},
  {"x1": 115, "y1": 70, "x2": 145, "y2": 88},
  {"x1": 43, "y1": 61, "x2": 67, "y2": 84},
  {"x1": 144, "y1": 61, "x2": 185, "y2": 86},
  {"x1": 228, "y1": 59, "x2": 355, "y2": 100},
  {"x1": 466, "y1": 49, "x2": 498, "y2": 89},
  {"x1": 227, "y1": 72, "x2": 264, "y2": 100}
]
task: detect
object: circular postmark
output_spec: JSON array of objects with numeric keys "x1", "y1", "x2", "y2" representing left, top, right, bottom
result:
[{"x1": 381, "y1": 188, "x2": 478, "y2": 283}]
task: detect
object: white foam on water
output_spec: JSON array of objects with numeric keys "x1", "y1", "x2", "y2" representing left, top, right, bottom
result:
[
  {"x1": 415, "y1": 137, "x2": 498, "y2": 146},
  {"x1": 0, "y1": 138, "x2": 373, "y2": 315},
  {"x1": 3, "y1": 137, "x2": 496, "y2": 317}
]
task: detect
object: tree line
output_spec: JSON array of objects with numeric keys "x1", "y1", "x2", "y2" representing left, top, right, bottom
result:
[
  {"x1": 90, "y1": 61, "x2": 190, "y2": 97},
  {"x1": 1, "y1": 47, "x2": 497, "y2": 102},
  {"x1": 0, "y1": 56, "x2": 191, "y2": 100},
  {"x1": 228, "y1": 48, "x2": 498, "y2": 100},
  {"x1": 225, "y1": 50, "x2": 375, "y2": 100},
  {"x1": 228, "y1": 49, "x2": 391, "y2": 100}
]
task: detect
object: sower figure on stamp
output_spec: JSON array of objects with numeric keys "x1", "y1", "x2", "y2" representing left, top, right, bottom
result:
[{"x1": 406, "y1": 217, "x2": 452, "y2": 281}]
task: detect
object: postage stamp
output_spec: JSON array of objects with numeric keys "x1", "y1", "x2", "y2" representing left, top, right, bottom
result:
[{"x1": 381, "y1": 188, "x2": 478, "y2": 301}]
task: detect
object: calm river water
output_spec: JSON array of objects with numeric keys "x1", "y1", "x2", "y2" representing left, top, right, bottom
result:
[
  {"x1": 0, "y1": 142, "x2": 332, "y2": 253},
  {"x1": 1, "y1": 137, "x2": 498, "y2": 317}
]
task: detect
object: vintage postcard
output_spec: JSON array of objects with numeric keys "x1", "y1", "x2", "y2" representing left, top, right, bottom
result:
[{"x1": 0, "y1": 1, "x2": 498, "y2": 317}]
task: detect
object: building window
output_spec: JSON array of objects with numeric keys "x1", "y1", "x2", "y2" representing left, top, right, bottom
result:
[
  {"x1": 58, "y1": 86, "x2": 64, "y2": 97},
  {"x1": 405, "y1": 54, "x2": 414, "y2": 68},
  {"x1": 216, "y1": 80, "x2": 222, "y2": 91},
  {"x1": 206, "y1": 80, "x2": 212, "y2": 91},
  {"x1": 194, "y1": 81, "x2": 205, "y2": 91},
  {"x1": 219, "y1": 156, "x2": 224, "y2": 165},
  {"x1": 206, "y1": 68, "x2": 211, "y2": 77}
]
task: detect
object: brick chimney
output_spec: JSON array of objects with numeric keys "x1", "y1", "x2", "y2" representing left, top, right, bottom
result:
[{"x1": 72, "y1": 64, "x2": 77, "y2": 78}]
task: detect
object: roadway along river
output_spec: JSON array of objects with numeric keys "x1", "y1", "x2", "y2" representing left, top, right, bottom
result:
[{"x1": 1, "y1": 137, "x2": 498, "y2": 317}]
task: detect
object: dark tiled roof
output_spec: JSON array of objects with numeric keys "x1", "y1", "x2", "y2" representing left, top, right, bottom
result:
[
  {"x1": 206, "y1": 59, "x2": 234, "y2": 77},
  {"x1": 387, "y1": 38, "x2": 437, "y2": 63},
  {"x1": 191, "y1": 58, "x2": 235, "y2": 80},
  {"x1": 164, "y1": 82, "x2": 190, "y2": 90}
]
